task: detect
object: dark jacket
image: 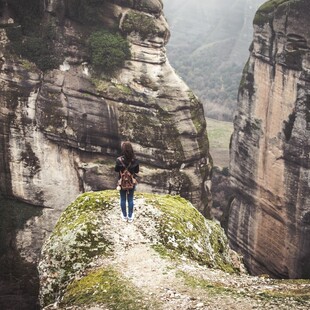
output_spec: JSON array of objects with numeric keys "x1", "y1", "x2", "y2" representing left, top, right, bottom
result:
[{"x1": 115, "y1": 156, "x2": 139, "y2": 178}]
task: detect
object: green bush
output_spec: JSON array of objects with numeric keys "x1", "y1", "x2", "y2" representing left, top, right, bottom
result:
[
  {"x1": 6, "y1": 0, "x2": 62, "y2": 71},
  {"x1": 89, "y1": 30, "x2": 131, "y2": 74},
  {"x1": 122, "y1": 12, "x2": 158, "y2": 39},
  {"x1": 7, "y1": 31, "x2": 61, "y2": 71},
  {"x1": 21, "y1": 37, "x2": 59, "y2": 71}
]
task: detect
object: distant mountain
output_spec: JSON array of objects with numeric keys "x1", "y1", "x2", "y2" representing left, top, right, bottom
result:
[{"x1": 163, "y1": 0, "x2": 266, "y2": 121}]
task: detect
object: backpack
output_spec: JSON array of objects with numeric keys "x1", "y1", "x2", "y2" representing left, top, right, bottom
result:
[{"x1": 119, "y1": 158, "x2": 134, "y2": 190}]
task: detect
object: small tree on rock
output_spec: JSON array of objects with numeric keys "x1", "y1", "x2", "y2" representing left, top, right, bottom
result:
[{"x1": 89, "y1": 30, "x2": 131, "y2": 74}]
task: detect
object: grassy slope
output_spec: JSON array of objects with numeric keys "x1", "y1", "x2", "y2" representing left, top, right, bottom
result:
[{"x1": 206, "y1": 118, "x2": 233, "y2": 167}]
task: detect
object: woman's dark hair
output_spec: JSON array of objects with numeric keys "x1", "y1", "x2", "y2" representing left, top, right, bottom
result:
[{"x1": 121, "y1": 141, "x2": 134, "y2": 162}]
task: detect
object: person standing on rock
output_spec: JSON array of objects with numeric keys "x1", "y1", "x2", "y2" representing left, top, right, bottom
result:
[{"x1": 115, "y1": 141, "x2": 139, "y2": 222}]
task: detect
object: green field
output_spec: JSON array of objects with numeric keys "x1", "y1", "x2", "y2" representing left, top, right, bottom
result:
[{"x1": 206, "y1": 118, "x2": 233, "y2": 168}]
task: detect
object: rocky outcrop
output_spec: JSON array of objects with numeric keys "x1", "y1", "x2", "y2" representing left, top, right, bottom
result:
[
  {"x1": 0, "y1": 0, "x2": 211, "y2": 271},
  {"x1": 38, "y1": 190, "x2": 242, "y2": 308},
  {"x1": 38, "y1": 191, "x2": 310, "y2": 310},
  {"x1": 228, "y1": 0, "x2": 310, "y2": 278}
]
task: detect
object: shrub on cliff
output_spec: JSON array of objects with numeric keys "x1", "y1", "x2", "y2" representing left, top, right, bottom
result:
[
  {"x1": 19, "y1": 36, "x2": 60, "y2": 71},
  {"x1": 89, "y1": 30, "x2": 131, "y2": 74},
  {"x1": 6, "y1": 2, "x2": 62, "y2": 72},
  {"x1": 122, "y1": 11, "x2": 158, "y2": 39}
]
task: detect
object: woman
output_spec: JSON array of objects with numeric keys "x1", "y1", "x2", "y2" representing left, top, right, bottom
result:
[{"x1": 115, "y1": 141, "x2": 139, "y2": 222}]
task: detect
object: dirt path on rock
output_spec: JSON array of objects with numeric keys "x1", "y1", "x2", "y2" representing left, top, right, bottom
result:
[{"x1": 106, "y1": 199, "x2": 179, "y2": 305}]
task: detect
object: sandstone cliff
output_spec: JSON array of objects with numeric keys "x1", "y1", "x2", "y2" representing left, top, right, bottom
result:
[
  {"x1": 0, "y1": 1, "x2": 211, "y2": 307},
  {"x1": 229, "y1": 0, "x2": 310, "y2": 278},
  {"x1": 0, "y1": 0, "x2": 211, "y2": 267}
]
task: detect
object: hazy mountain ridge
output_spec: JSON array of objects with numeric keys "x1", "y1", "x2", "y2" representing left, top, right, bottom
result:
[{"x1": 163, "y1": 0, "x2": 266, "y2": 121}]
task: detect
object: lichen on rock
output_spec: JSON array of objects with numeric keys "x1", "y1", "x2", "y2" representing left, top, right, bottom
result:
[
  {"x1": 61, "y1": 267, "x2": 154, "y2": 309},
  {"x1": 138, "y1": 193, "x2": 236, "y2": 273}
]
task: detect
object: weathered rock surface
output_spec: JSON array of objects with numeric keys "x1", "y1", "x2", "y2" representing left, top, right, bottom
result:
[
  {"x1": 38, "y1": 190, "x2": 310, "y2": 310},
  {"x1": 0, "y1": 0, "x2": 211, "y2": 295},
  {"x1": 228, "y1": 0, "x2": 310, "y2": 278}
]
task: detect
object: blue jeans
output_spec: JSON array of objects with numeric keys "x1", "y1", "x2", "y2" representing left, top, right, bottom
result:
[{"x1": 120, "y1": 188, "x2": 134, "y2": 218}]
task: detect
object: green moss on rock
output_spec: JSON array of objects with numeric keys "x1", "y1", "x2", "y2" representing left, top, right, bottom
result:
[
  {"x1": 258, "y1": 0, "x2": 291, "y2": 13},
  {"x1": 39, "y1": 191, "x2": 238, "y2": 307},
  {"x1": 261, "y1": 286, "x2": 310, "y2": 302},
  {"x1": 92, "y1": 78, "x2": 133, "y2": 96},
  {"x1": 254, "y1": 0, "x2": 291, "y2": 26},
  {"x1": 39, "y1": 191, "x2": 118, "y2": 307},
  {"x1": 136, "y1": 193, "x2": 237, "y2": 273},
  {"x1": 178, "y1": 271, "x2": 235, "y2": 297},
  {"x1": 61, "y1": 267, "x2": 154, "y2": 309}
]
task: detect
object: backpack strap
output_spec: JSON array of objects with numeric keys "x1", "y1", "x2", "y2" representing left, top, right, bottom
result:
[{"x1": 119, "y1": 157, "x2": 131, "y2": 170}]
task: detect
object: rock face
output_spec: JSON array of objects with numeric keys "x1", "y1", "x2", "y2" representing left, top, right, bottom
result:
[
  {"x1": 228, "y1": 0, "x2": 310, "y2": 278},
  {"x1": 38, "y1": 190, "x2": 241, "y2": 308},
  {"x1": 0, "y1": 0, "x2": 211, "y2": 272}
]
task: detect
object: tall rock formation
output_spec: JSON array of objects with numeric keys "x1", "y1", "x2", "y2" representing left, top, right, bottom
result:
[
  {"x1": 229, "y1": 0, "x2": 310, "y2": 279},
  {"x1": 0, "y1": 0, "x2": 211, "y2": 307}
]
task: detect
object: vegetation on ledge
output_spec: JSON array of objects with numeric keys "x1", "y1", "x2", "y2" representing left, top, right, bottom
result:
[
  {"x1": 5, "y1": 0, "x2": 63, "y2": 71},
  {"x1": 122, "y1": 11, "x2": 158, "y2": 39},
  {"x1": 254, "y1": 0, "x2": 291, "y2": 26},
  {"x1": 39, "y1": 191, "x2": 118, "y2": 307},
  {"x1": 61, "y1": 267, "x2": 155, "y2": 309},
  {"x1": 89, "y1": 30, "x2": 131, "y2": 75}
]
